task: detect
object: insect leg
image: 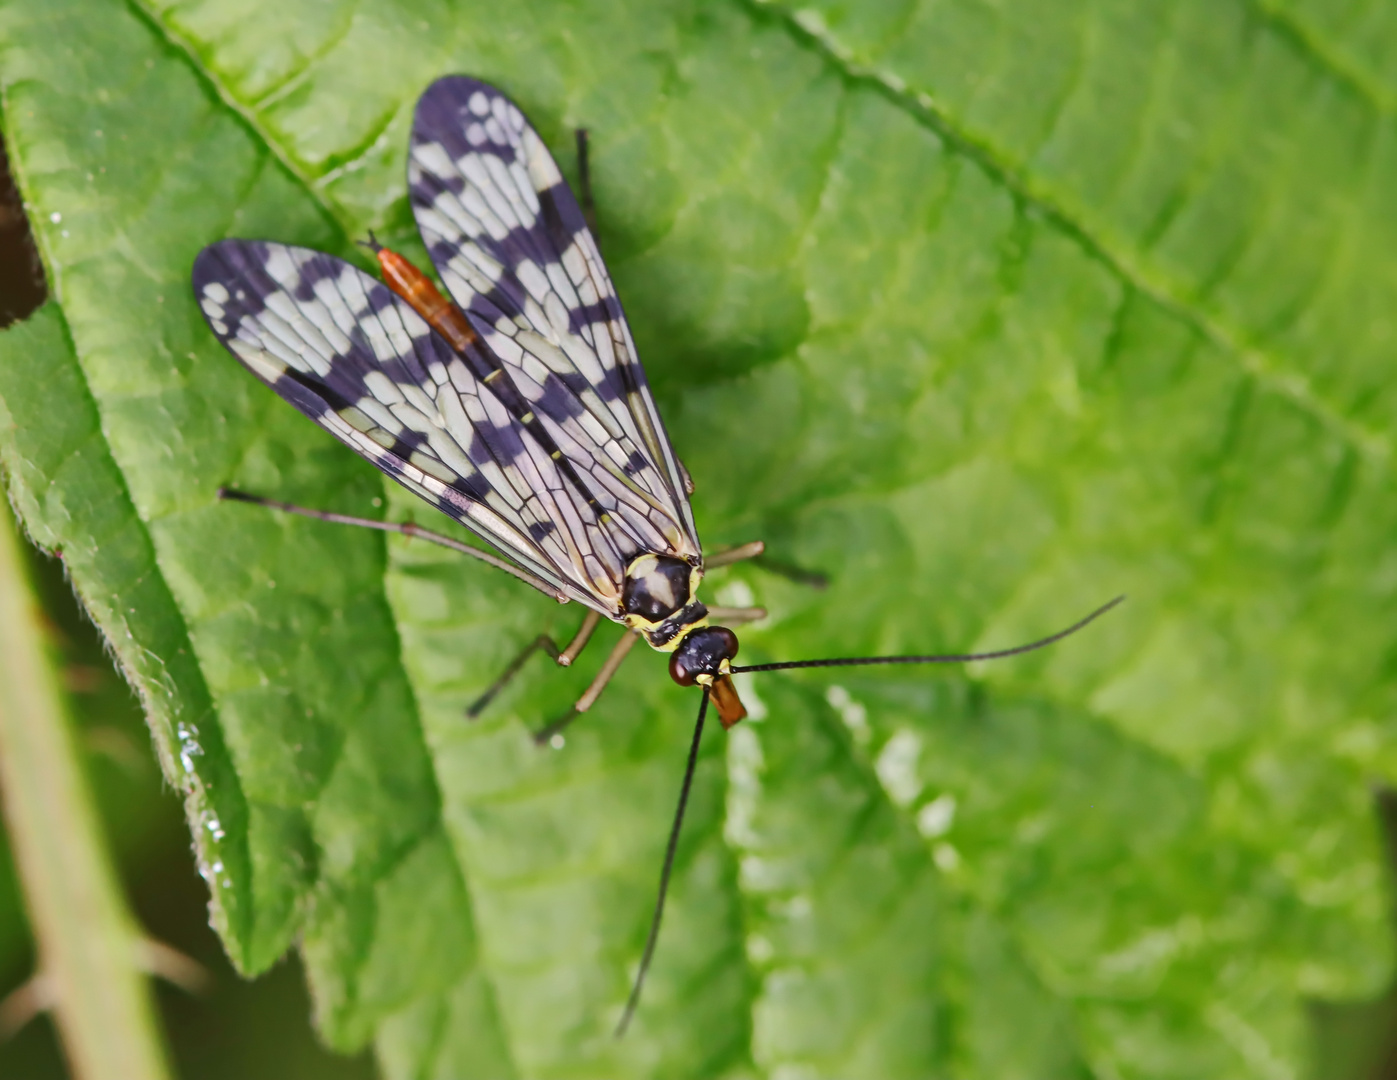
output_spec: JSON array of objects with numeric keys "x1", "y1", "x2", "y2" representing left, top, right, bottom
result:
[
  {"x1": 706, "y1": 605, "x2": 767, "y2": 626},
  {"x1": 705, "y1": 541, "x2": 765, "y2": 568},
  {"x1": 533, "y1": 630, "x2": 641, "y2": 746},
  {"x1": 707, "y1": 540, "x2": 827, "y2": 589},
  {"x1": 466, "y1": 611, "x2": 603, "y2": 719},
  {"x1": 217, "y1": 488, "x2": 565, "y2": 600},
  {"x1": 558, "y1": 609, "x2": 604, "y2": 665},
  {"x1": 752, "y1": 555, "x2": 829, "y2": 589},
  {"x1": 575, "y1": 128, "x2": 597, "y2": 236}
]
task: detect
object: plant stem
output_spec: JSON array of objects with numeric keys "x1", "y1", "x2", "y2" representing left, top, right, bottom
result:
[{"x1": 0, "y1": 499, "x2": 171, "y2": 1079}]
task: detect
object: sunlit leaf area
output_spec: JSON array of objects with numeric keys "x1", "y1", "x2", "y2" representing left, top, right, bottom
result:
[{"x1": 2, "y1": 0, "x2": 1397, "y2": 1076}]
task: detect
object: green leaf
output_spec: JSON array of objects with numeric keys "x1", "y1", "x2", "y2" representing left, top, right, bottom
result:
[{"x1": 1, "y1": 0, "x2": 1394, "y2": 1075}]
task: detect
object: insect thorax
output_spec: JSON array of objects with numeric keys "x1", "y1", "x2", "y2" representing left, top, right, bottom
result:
[{"x1": 621, "y1": 553, "x2": 708, "y2": 650}]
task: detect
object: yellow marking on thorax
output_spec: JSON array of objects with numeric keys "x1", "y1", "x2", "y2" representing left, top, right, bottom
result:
[
  {"x1": 623, "y1": 609, "x2": 709, "y2": 652},
  {"x1": 620, "y1": 553, "x2": 707, "y2": 651}
]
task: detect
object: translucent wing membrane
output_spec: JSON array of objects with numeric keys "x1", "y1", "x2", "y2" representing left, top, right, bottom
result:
[
  {"x1": 193, "y1": 239, "x2": 649, "y2": 614},
  {"x1": 193, "y1": 78, "x2": 705, "y2": 622},
  {"x1": 408, "y1": 77, "x2": 700, "y2": 558}
]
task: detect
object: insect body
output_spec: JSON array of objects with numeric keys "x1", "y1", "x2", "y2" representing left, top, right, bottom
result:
[
  {"x1": 196, "y1": 76, "x2": 752, "y2": 728},
  {"x1": 193, "y1": 76, "x2": 1119, "y2": 1034},
  {"x1": 360, "y1": 232, "x2": 749, "y2": 726}
]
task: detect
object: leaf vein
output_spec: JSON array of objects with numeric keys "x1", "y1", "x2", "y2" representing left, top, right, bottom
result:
[
  {"x1": 744, "y1": 0, "x2": 1393, "y2": 466},
  {"x1": 124, "y1": 0, "x2": 353, "y2": 239}
]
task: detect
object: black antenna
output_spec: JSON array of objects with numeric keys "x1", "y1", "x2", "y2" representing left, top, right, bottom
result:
[
  {"x1": 615, "y1": 686, "x2": 710, "y2": 1038},
  {"x1": 356, "y1": 231, "x2": 382, "y2": 253},
  {"x1": 731, "y1": 595, "x2": 1124, "y2": 674}
]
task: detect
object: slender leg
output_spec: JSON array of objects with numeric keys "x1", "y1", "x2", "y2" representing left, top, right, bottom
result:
[
  {"x1": 753, "y1": 555, "x2": 828, "y2": 589},
  {"x1": 466, "y1": 611, "x2": 603, "y2": 718},
  {"x1": 218, "y1": 488, "x2": 566, "y2": 601},
  {"x1": 706, "y1": 539, "x2": 826, "y2": 587},
  {"x1": 575, "y1": 128, "x2": 597, "y2": 236},
  {"x1": 706, "y1": 540, "x2": 764, "y2": 568},
  {"x1": 557, "y1": 609, "x2": 603, "y2": 666},
  {"x1": 534, "y1": 630, "x2": 641, "y2": 746},
  {"x1": 706, "y1": 605, "x2": 767, "y2": 625}
]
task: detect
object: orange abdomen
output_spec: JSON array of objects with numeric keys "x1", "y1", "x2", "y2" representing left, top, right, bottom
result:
[{"x1": 371, "y1": 244, "x2": 478, "y2": 354}]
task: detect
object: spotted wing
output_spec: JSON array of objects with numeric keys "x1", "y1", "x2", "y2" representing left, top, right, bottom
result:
[
  {"x1": 407, "y1": 76, "x2": 700, "y2": 567},
  {"x1": 192, "y1": 239, "x2": 634, "y2": 614}
]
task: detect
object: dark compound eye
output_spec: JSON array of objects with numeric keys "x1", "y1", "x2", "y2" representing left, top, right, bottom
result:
[{"x1": 668, "y1": 626, "x2": 739, "y2": 686}]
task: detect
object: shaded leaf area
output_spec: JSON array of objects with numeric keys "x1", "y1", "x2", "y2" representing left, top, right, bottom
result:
[
  {"x1": 0, "y1": 0, "x2": 1393, "y2": 1076},
  {"x1": 0, "y1": 537, "x2": 378, "y2": 1080}
]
